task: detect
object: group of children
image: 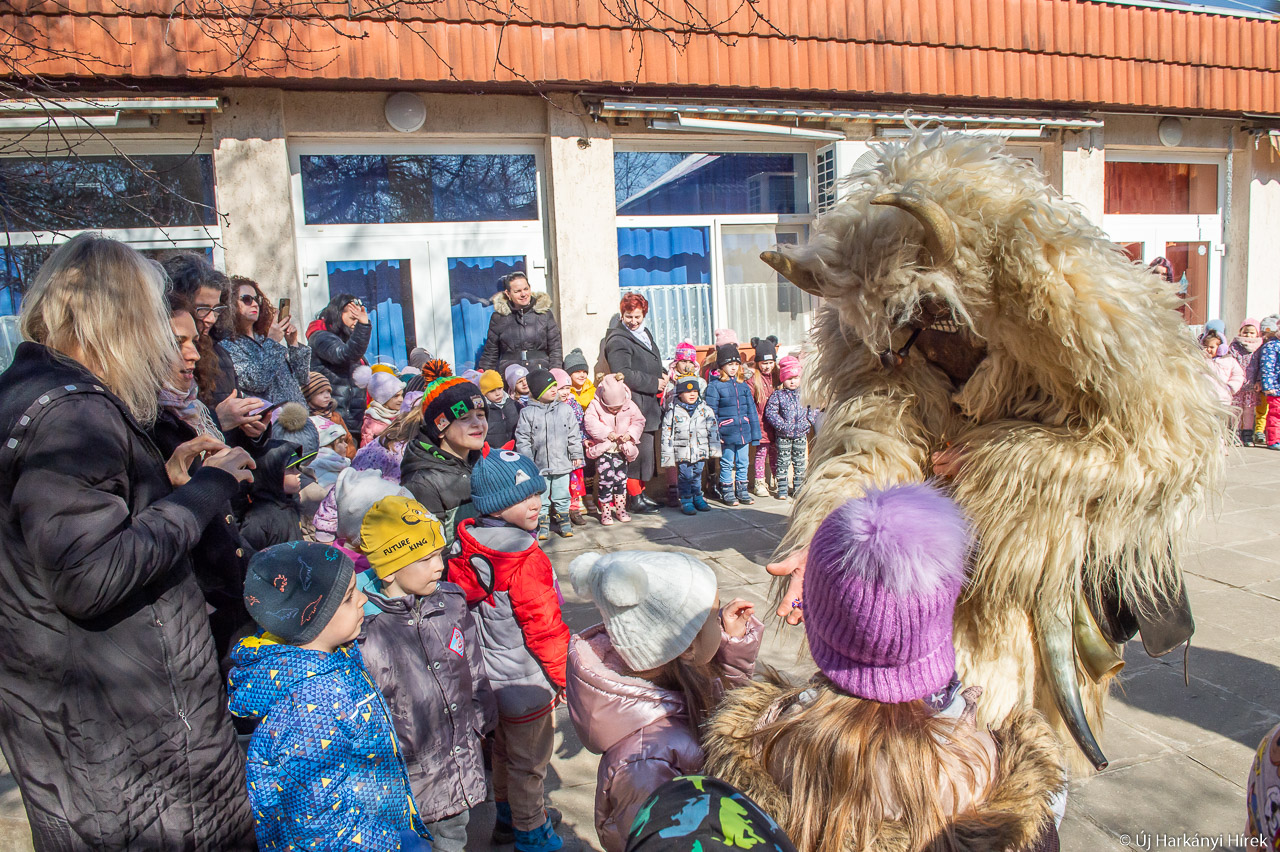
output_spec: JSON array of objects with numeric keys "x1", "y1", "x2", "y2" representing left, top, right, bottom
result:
[
  {"x1": 1203, "y1": 315, "x2": 1280, "y2": 448},
  {"x1": 226, "y1": 468, "x2": 1067, "y2": 852}
]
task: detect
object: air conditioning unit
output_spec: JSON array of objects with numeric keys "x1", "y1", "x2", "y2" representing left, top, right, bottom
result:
[{"x1": 815, "y1": 141, "x2": 875, "y2": 213}]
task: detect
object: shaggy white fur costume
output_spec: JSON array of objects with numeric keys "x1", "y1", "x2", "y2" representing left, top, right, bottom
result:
[{"x1": 770, "y1": 130, "x2": 1231, "y2": 772}]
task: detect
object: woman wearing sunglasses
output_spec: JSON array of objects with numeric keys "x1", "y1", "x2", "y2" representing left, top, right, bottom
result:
[{"x1": 219, "y1": 277, "x2": 311, "y2": 409}]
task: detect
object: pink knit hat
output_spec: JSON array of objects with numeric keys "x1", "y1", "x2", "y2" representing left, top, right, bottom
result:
[
  {"x1": 673, "y1": 341, "x2": 698, "y2": 363},
  {"x1": 1241, "y1": 318, "x2": 1261, "y2": 333},
  {"x1": 550, "y1": 368, "x2": 571, "y2": 387},
  {"x1": 778, "y1": 355, "x2": 801, "y2": 383},
  {"x1": 713, "y1": 328, "x2": 738, "y2": 346},
  {"x1": 597, "y1": 374, "x2": 631, "y2": 407},
  {"x1": 804, "y1": 483, "x2": 971, "y2": 704}
]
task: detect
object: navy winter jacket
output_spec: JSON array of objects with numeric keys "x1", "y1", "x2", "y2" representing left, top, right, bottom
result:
[{"x1": 703, "y1": 377, "x2": 761, "y2": 447}]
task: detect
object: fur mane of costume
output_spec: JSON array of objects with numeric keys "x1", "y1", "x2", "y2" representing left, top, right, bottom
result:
[{"x1": 765, "y1": 130, "x2": 1232, "y2": 771}]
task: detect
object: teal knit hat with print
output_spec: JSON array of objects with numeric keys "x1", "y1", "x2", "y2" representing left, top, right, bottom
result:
[{"x1": 470, "y1": 447, "x2": 546, "y2": 515}]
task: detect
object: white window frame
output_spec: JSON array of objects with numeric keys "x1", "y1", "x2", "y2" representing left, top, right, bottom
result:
[
  {"x1": 1102, "y1": 148, "x2": 1227, "y2": 320},
  {"x1": 0, "y1": 135, "x2": 223, "y2": 262},
  {"x1": 612, "y1": 138, "x2": 817, "y2": 335}
]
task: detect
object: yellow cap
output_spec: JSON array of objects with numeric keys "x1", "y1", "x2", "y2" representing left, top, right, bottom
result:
[
  {"x1": 359, "y1": 496, "x2": 446, "y2": 579},
  {"x1": 479, "y1": 370, "x2": 504, "y2": 395}
]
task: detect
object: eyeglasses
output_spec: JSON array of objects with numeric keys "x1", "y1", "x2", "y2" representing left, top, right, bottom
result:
[
  {"x1": 239, "y1": 294, "x2": 260, "y2": 306},
  {"x1": 346, "y1": 299, "x2": 364, "y2": 309},
  {"x1": 194, "y1": 305, "x2": 228, "y2": 318}
]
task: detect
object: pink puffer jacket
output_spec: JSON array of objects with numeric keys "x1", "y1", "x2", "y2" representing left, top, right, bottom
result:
[
  {"x1": 583, "y1": 376, "x2": 646, "y2": 462},
  {"x1": 566, "y1": 618, "x2": 763, "y2": 852}
]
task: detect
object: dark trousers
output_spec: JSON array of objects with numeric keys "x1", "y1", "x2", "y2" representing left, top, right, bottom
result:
[
  {"x1": 626, "y1": 430, "x2": 658, "y2": 482},
  {"x1": 677, "y1": 461, "x2": 706, "y2": 500}
]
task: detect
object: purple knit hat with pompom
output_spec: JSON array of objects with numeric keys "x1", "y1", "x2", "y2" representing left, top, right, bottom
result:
[{"x1": 804, "y1": 483, "x2": 971, "y2": 704}]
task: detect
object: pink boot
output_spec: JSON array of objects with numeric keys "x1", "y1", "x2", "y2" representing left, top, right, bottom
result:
[
  {"x1": 598, "y1": 500, "x2": 615, "y2": 526},
  {"x1": 613, "y1": 496, "x2": 632, "y2": 523}
]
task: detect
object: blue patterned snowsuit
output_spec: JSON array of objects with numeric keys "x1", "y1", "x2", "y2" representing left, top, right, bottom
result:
[{"x1": 228, "y1": 635, "x2": 429, "y2": 851}]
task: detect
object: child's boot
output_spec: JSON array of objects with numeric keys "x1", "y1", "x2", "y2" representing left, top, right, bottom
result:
[
  {"x1": 613, "y1": 495, "x2": 632, "y2": 523},
  {"x1": 557, "y1": 515, "x2": 573, "y2": 537},
  {"x1": 775, "y1": 483, "x2": 788, "y2": 500},
  {"x1": 492, "y1": 801, "x2": 514, "y2": 844},
  {"x1": 537, "y1": 516, "x2": 550, "y2": 541},
  {"x1": 737, "y1": 480, "x2": 755, "y2": 505},
  {"x1": 680, "y1": 498, "x2": 697, "y2": 515},
  {"x1": 514, "y1": 817, "x2": 564, "y2": 852},
  {"x1": 598, "y1": 499, "x2": 615, "y2": 526},
  {"x1": 692, "y1": 492, "x2": 711, "y2": 511},
  {"x1": 720, "y1": 483, "x2": 739, "y2": 507}
]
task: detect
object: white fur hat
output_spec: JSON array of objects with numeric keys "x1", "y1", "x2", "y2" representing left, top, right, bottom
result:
[
  {"x1": 334, "y1": 467, "x2": 412, "y2": 544},
  {"x1": 569, "y1": 550, "x2": 718, "y2": 671}
]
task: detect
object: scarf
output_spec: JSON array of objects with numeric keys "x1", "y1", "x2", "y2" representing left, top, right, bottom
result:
[
  {"x1": 159, "y1": 380, "x2": 224, "y2": 441},
  {"x1": 364, "y1": 398, "x2": 398, "y2": 426},
  {"x1": 626, "y1": 324, "x2": 653, "y2": 350},
  {"x1": 1234, "y1": 336, "x2": 1264, "y2": 354},
  {"x1": 676, "y1": 397, "x2": 701, "y2": 416}
]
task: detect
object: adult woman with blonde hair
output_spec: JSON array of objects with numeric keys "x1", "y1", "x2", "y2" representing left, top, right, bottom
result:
[{"x1": 0, "y1": 233, "x2": 257, "y2": 850}]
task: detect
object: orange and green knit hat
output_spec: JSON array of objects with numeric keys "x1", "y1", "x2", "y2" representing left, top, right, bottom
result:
[{"x1": 421, "y1": 374, "x2": 485, "y2": 443}]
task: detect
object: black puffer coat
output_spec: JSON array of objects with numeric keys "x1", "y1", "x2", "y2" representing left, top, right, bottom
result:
[
  {"x1": 234, "y1": 440, "x2": 304, "y2": 551},
  {"x1": 149, "y1": 409, "x2": 255, "y2": 664},
  {"x1": 0, "y1": 343, "x2": 254, "y2": 851},
  {"x1": 400, "y1": 433, "x2": 481, "y2": 543},
  {"x1": 478, "y1": 291, "x2": 563, "y2": 374},
  {"x1": 603, "y1": 324, "x2": 665, "y2": 431},
  {"x1": 310, "y1": 320, "x2": 372, "y2": 433},
  {"x1": 359, "y1": 582, "x2": 497, "y2": 823}
]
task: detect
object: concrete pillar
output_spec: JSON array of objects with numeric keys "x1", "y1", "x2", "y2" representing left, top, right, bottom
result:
[
  {"x1": 211, "y1": 89, "x2": 300, "y2": 301},
  {"x1": 1239, "y1": 138, "x2": 1280, "y2": 323},
  {"x1": 1061, "y1": 128, "x2": 1105, "y2": 226},
  {"x1": 544, "y1": 94, "x2": 619, "y2": 370}
]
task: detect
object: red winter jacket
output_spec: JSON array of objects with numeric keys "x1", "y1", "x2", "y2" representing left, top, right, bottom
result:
[{"x1": 448, "y1": 518, "x2": 569, "y2": 721}]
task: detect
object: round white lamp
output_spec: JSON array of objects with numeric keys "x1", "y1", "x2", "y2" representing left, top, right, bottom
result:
[
  {"x1": 385, "y1": 92, "x2": 426, "y2": 133},
  {"x1": 1158, "y1": 117, "x2": 1184, "y2": 147}
]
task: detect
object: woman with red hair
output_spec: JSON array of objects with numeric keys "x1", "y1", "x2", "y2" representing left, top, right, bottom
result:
[{"x1": 602, "y1": 292, "x2": 666, "y2": 514}]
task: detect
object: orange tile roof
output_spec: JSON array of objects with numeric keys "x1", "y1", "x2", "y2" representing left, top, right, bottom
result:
[{"x1": 6, "y1": 0, "x2": 1280, "y2": 114}]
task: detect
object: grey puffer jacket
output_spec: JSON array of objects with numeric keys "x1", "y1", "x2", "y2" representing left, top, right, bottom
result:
[
  {"x1": 659, "y1": 399, "x2": 722, "y2": 466},
  {"x1": 567, "y1": 619, "x2": 763, "y2": 852},
  {"x1": 359, "y1": 582, "x2": 498, "y2": 823},
  {"x1": 515, "y1": 398, "x2": 584, "y2": 476},
  {"x1": 0, "y1": 343, "x2": 254, "y2": 851}
]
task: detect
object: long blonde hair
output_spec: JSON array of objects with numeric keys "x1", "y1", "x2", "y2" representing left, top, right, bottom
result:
[
  {"x1": 752, "y1": 678, "x2": 991, "y2": 852},
  {"x1": 20, "y1": 233, "x2": 177, "y2": 426}
]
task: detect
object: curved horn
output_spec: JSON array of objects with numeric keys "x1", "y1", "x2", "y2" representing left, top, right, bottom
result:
[
  {"x1": 760, "y1": 251, "x2": 823, "y2": 297},
  {"x1": 871, "y1": 192, "x2": 957, "y2": 266},
  {"x1": 1074, "y1": 590, "x2": 1125, "y2": 684},
  {"x1": 1035, "y1": 606, "x2": 1109, "y2": 771}
]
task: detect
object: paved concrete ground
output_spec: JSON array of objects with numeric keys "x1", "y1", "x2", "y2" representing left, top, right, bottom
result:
[{"x1": 0, "y1": 446, "x2": 1276, "y2": 851}]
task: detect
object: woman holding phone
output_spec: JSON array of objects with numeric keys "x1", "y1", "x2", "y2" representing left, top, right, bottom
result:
[
  {"x1": 309, "y1": 293, "x2": 373, "y2": 434},
  {"x1": 219, "y1": 276, "x2": 311, "y2": 409},
  {"x1": 0, "y1": 234, "x2": 256, "y2": 849}
]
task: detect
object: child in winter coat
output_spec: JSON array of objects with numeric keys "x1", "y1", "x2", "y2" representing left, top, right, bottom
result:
[
  {"x1": 304, "y1": 370, "x2": 357, "y2": 459},
  {"x1": 564, "y1": 348, "x2": 597, "y2": 410},
  {"x1": 747, "y1": 335, "x2": 778, "y2": 497},
  {"x1": 764, "y1": 355, "x2": 817, "y2": 500},
  {"x1": 1228, "y1": 319, "x2": 1264, "y2": 444},
  {"x1": 505, "y1": 363, "x2": 532, "y2": 408},
  {"x1": 661, "y1": 341, "x2": 706, "y2": 507},
  {"x1": 551, "y1": 368, "x2": 589, "y2": 527},
  {"x1": 515, "y1": 369, "x2": 585, "y2": 540},
  {"x1": 659, "y1": 376, "x2": 720, "y2": 515},
  {"x1": 227, "y1": 542, "x2": 430, "y2": 851},
  {"x1": 482, "y1": 369, "x2": 521, "y2": 450},
  {"x1": 566, "y1": 549, "x2": 761, "y2": 852},
  {"x1": 702, "y1": 484, "x2": 1066, "y2": 852},
  {"x1": 1258, "y1": 320, "x2": 1280, "y2": 449},
  {"x1": 584, "y1": 374, "x2": 646, "y2": 525},
  {"x1": 1246, "y1": 315, "x2": 1279, "y2": 445},
  {"x1": 1201, "y1": 330, "x2": 1244, "y2": 405},
  {"x1": 1247, "y1": 721, "x2": 1280, "y2": 850},
  {"x1": 702, "y1": 341, "x2": 761, "y2": 507},
  {"x1": 448, "y1": 449, "x2": 569, "y2": 852},
  {"x1": 357, "y1": 367, "x2": 406, "y2": 447},
  {"x1": 357, "y1": 496, "x2": 497, "y2": 852},
  {"x1": 311, "y1": 417, "x2": 352, "y2": 490}
]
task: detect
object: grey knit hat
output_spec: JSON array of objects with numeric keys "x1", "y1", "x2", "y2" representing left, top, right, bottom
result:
[
  {"x1": 569, "y1": 550, "x2": 718, "y2": 671},
  {"x1": 563, "y1": 348, "x2": 590, "y2": 375}
]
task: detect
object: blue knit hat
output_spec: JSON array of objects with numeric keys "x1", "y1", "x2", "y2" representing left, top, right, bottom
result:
[
  {"x1": 470, "y1": 447, "x2": 546, "y2": 516},
  {"x1": 244, "y1": 541, "x2": 355, "y2": 645}
]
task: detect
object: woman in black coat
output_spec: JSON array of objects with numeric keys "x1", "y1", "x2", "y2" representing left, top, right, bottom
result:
[
  {"x1": 601, "y1": 291, "x2": 666, "y2": 514},
  {"x1": 0, "y1": 235, "x2": 257, "y2": 850},
  {"x1": 309, "y1": 293, "x2": 373, "y2": 433},
  {"x1": 477, "y1": 272, "x2": 563, "y2": 375}
]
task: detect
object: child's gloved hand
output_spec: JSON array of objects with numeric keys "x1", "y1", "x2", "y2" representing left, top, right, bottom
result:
[{"x1": 719, "y1": 599, "x2": 756, "y2": 638}]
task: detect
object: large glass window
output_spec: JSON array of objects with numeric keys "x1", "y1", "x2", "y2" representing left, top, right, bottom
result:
[
  {"x1": 615, "y1": 152, "x2": 808, "y2": 216},
  {"x1": 1104, "y1": 162, "x2": 1218, "y2": 215},
  {"x1": 0, "y1": 155, "x2": 217, "y2": 231},
  {"x1": 721, "y1": 225, "x2": 814, "y2": 347},
  {"x1": 618, "y1": 227, "x2": 712, "y2": 356},
  {"x1": 325, "y1": 259, "x2": 417, "y2": 368},
  {"x1": 300, "y1": 154, "x2": 538, "y2": 225}
]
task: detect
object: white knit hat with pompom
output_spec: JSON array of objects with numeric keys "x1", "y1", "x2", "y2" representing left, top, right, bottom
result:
[{"x1": 569, "y1": 550, "x2": 718, "y2": 671}]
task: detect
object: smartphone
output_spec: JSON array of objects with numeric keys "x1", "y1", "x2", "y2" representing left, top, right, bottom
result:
[
  {"x1": 252, "y1": 400, "x2": 285, "y2": 418},
  {"x1": 287, "y1": 450, "x2": 318, "y2": 469},
  {"x1": 277, "y1": 298, "x2": 291, "y2": 321}
]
